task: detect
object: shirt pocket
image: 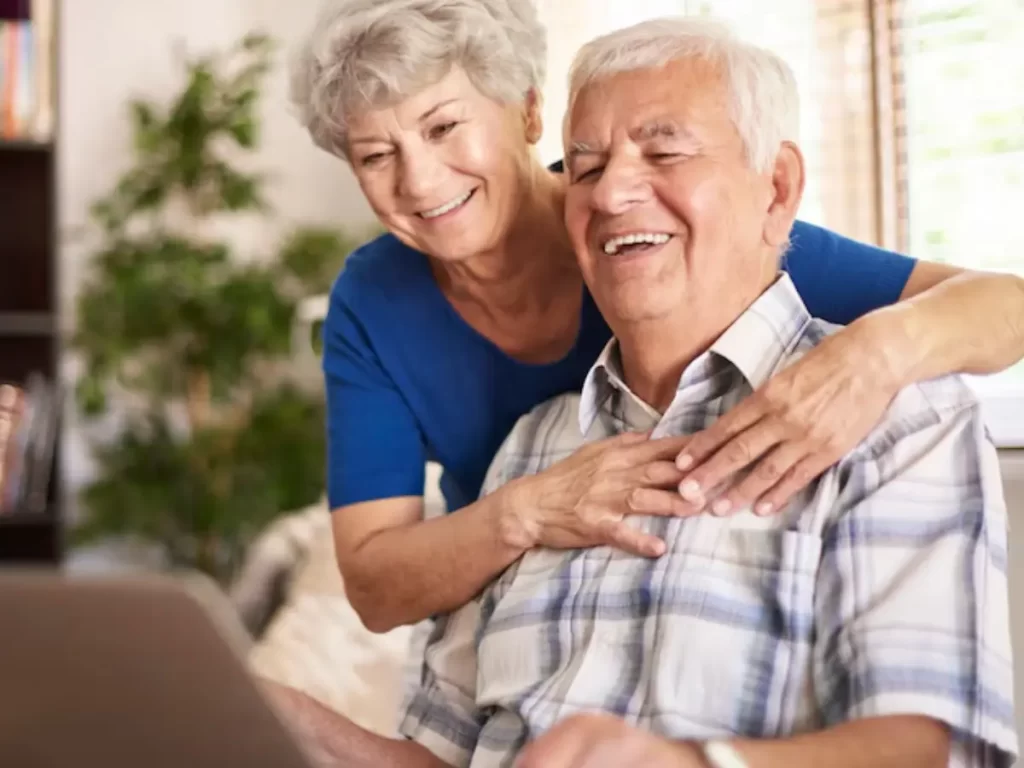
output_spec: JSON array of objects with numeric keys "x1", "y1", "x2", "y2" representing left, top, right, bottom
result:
[{"x1": 647, "y1": 524, "x2": 822, "y2": 737}]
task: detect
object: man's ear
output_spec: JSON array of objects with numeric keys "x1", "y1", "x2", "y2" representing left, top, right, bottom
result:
[
  {"x1": 763, "y1": 141, "x2": 805, "y2": 248},
  {"x1": 524, "y1": 88, "x2": 544, "y2": 145}
]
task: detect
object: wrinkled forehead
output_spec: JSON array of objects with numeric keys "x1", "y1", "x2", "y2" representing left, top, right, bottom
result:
[{"x1": 564, "y1": 58, "x2": 730, "y2": 146}]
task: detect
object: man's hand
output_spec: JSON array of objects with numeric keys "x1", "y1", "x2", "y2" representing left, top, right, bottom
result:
[
  {"x1": 258, "y1": 679, "x2": 449, "y2": 768},
  {"x1": 515, "y1": 713, "x2": 703, "y2": 768}
]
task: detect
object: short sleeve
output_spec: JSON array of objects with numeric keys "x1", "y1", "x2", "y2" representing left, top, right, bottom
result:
[
  {"x1": 814, "y1": 387, "x2": 1017, "y2": 767},
  {"x1": 786, "y1": 220, "x2": 917, "y2": 325},
  {"x1": 322, "y1": 284, "x2": 426, "y2": 508},
  {"x1": 399, "y1": 600, "x2": 485, "y2": 768}
]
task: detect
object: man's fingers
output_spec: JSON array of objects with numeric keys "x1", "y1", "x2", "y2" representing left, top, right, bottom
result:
[
  {"x1": 675, "y1": 400, "x2": 765, "y2": 470},
  {"x1": 676, "y1": 419, "x2": 784, "y2": 511},
  {"x1": 601, "y1": 519, "x2": 666, "y2": 557},
  {"x1": 714, "y1": 443, "x2": 806, "y2": 515},
  {"x1": 754, "y1": 455, "x2": 828, "y2": 515}
]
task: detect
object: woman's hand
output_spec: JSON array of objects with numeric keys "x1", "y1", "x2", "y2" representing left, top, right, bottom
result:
[
  {"x1": 501, "y1": 431, "x2": 693, "y2": 558},
  {"x1": 673, "y1": 319, "x2": 906, "y2": 516}
]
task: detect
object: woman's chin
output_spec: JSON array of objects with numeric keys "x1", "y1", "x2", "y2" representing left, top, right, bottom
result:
[{"x1": 423, "y1": 234, "x2": 494, "y2": 264}]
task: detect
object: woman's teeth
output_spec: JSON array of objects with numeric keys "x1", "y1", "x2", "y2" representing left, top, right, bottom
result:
[
  {"x1": 602, "y1": 232, "x2": 671, "y2": 255},
  {"x1": 419, "y1": 190, "x2": 474, "y2": 219}
]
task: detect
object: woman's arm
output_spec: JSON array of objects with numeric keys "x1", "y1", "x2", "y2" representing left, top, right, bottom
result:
[
  {"x1": 670, "y1": 233, "x2": 1024, "y2": 516},
  {"x1": 327, "y1": 273, "x2": 692, "y2": 632},
  {"x1": 332, "y1": 492, "x2": 523, "y2": 634},
  {"x1": 888, "y1": 260, "x2": 1024, "y2": 379},
  {"x1": 336, "y1": 431, "x2": 692, "y2": 632}
]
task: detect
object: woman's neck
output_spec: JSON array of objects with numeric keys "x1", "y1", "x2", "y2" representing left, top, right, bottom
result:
[
  {"x1": 434, "y1": 162, "x2": 577, "y2": 314},
  {"x1": 432, "y1": 161, "x2": 584, "y2": 364}
]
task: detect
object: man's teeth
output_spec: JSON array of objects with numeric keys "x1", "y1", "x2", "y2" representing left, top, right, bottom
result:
[
  {"x1": 420, "y1": 191, "x2": 473, "y2": 219},
  {"x1": 602, "y1": 232, "x2": 671, "y2": 255}
]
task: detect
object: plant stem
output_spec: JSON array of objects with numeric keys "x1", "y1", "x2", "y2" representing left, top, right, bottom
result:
[{"x1": 185, "y1": 369, "x2": 212, "y2": 431}]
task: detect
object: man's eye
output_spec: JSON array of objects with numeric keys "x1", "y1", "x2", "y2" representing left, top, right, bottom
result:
[
  {"x1": 574, "y1": 166, "x2": 604, "y2": 183},
  {"x1": 429, "y1": 121, "x2": 458, "y2": 140},
  {"x1": 649, "y1": 152, "x2": 681, "y2": 162}
]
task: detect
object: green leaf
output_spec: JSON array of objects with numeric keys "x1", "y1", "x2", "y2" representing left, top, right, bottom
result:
[{"x1": 69, "y1": 31, "x2": 376, "y2": 585}]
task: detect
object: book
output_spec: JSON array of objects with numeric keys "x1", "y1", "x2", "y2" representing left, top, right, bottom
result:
[
  {"x1": 0, "y1": 0, "x2": 55, "y2": 142},
  {"x1": 0, "y1": 374, "x2": 59, "y2": 516}
]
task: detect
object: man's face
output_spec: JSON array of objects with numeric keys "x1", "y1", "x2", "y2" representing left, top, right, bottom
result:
[{"x1": 563, "y1": 58, "x2": 780, "y2": 328}]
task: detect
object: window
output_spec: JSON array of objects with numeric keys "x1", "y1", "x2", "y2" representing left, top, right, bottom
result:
[
  {"x1": 898, "y1": 0, "x2": 1024, "y2": 445},
  {"x1": 538, "y1": 0, "x2": 1024, "y2": 446}
]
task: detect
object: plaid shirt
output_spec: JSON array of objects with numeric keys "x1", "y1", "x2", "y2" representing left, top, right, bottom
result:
[{"x1": 399, "y1": 275, "x2": 1017, "y2": 768}]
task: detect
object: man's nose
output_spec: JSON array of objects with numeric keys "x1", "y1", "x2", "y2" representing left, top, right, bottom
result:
[
  {"x1": 397, "y1": 150, "x2": 445, "y2": 201},
  {"x1": 590, "y1": 158, "x2": 651, "y2": 215}
]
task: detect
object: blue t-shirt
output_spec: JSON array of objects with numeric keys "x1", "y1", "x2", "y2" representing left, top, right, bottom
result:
[{"x1": 323, "y1": 221, "x2": 916, "y2": 513}]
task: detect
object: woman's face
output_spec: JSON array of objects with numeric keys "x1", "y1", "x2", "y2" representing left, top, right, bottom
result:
[{"x1": 344, "y1": 67, "x2": 538, "y2": 264}]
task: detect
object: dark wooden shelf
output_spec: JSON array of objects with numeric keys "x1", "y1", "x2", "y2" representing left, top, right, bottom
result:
[
  {"x1": 0, "y1": 510, "x2": 54, "y2": 526},
  {"x1": 0, "y1": 509, "x2": 60, "y2": 563},
  {"x1": 0, "y1": 312, "x2": 56, "y2": 336},
  {"x1": 0, "y1": 137, "x2": 53, "y2": 152},
  {"x1": 1, "y1": 2, "x2": 61, "y2": 566}
]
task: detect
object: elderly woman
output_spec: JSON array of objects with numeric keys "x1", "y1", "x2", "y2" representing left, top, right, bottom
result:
[{"x1": 289, "y1": 0, "x2": 1024, "y2": 635}]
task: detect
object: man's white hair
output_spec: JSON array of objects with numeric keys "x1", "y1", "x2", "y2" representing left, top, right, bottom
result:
[
  {"x1": 566, "y1": 17, "x2": 800, "y2": 173},
  {"x1": 290, "y1": 0, "x2": 547, "y2": 157}
]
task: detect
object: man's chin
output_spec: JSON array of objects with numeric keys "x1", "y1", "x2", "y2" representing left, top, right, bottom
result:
[{"x1": 602, "y1": 291, "x2": 675, "y2": 326}]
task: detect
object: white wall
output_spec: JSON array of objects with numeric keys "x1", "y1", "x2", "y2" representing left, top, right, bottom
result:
[{"x1": 58, "y1": 0, "x2": 375, "y2": 501}]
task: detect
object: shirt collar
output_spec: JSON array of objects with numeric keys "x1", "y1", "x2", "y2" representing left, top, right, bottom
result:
[{"x1": 578, "y1": 273, "x2": 811, "y2": 435}]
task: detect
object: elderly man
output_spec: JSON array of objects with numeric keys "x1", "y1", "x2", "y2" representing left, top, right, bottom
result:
[
  {"x1": 269, "y1": 17, "x2": 1016, "y2": 768},
  {"x1": 395, "y1": 17, "x2": 1016, "y2": 768}
]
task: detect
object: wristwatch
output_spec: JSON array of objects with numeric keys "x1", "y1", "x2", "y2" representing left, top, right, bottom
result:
[{"x1": 700, "y1": 740, "x2": 750, "y2": 768}]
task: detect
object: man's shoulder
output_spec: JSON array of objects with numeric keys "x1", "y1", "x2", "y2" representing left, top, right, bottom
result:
[
  {"x1": 505, "y1": 392, "x2": 587, "y2": 459},
  {"x1": 793, "y1": 318, "x2": 985, "y2": 458},
  {"x1": 489, "y1": 393, "x2": 587, "y2": 487}
]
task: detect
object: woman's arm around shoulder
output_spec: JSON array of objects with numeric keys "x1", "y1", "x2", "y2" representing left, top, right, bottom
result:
[{"x1": 672, "y1": 222, "x2": 1024, "y2": 517}]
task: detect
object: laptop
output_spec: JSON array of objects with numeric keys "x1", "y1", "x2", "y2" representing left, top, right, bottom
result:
[{"x1": 0, "y1": 570, "x2": 319, "y2": 768}]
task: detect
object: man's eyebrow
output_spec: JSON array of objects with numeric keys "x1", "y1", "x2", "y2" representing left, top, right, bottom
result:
[
  {"x1": 631, "y1": 120, "x2": 694, "y2": 142},
  {"x1": 567, "y1": 140, "x2": 603, "y2": 161}
]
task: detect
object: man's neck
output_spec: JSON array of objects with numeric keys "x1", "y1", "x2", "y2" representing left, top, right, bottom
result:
[{"x1": 617, "y1": 278, "x2": 774, "y2": 413}]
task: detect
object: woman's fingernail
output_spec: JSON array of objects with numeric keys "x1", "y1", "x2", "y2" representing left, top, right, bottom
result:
[
  {"x1": 755, "y1": 502, "x2": 774, "y2": 516},
  {"x1": 676, "y1": 453, "x2": 693, "y2": 470},
  {"x1": 679, "y1": 479, "x2": 701, "y2": 501},
  {"x1": 712, "y1": 498, "x2": 731, "y2": 516}
]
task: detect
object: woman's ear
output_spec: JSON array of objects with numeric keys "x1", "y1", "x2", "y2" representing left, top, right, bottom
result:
[
  {"x1": 524, "y1": 88, "x2": 544, "y2": 145},
  {"x1": 763, "y1": 141, "x2": 806, "y2": 249}
]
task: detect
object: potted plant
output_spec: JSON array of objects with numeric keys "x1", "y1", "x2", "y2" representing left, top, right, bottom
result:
[{"x1": 69, "y1": 32, "x2": 374, "y2": 584}]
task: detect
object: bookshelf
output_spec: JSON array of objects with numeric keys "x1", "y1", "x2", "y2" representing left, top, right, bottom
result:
[{"x1": 0, "y1": 0, "x2": 61, "y2": 564}]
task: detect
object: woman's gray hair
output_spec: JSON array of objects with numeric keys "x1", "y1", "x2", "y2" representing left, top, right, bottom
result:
[
  {"x1": 290, "y1": 0, "x2": 547, "y2": 157},
  {"x1": 566, "y1": 17, "x2": 800, "y2": 173}
]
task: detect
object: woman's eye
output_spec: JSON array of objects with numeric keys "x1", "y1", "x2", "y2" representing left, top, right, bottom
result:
[
  {"x1": 360, "y1": 152, "x2": 388, "y2": 167},
  {"x1": 429, "y1": 121, "x2": 458, "y2": 140},
  {"x1": 650, "y1": 152, "x2": 681, "y2": 161}
]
